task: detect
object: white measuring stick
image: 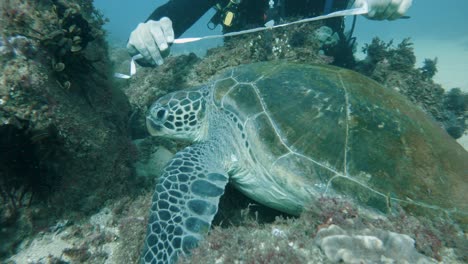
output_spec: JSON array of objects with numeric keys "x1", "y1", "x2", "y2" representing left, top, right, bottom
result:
[
  {"x1": 113, "y1": 54, "x2": 143, "y2": 79},
  {"x1": 172, "y1": 5, "x2": 368, "y2": 44}
]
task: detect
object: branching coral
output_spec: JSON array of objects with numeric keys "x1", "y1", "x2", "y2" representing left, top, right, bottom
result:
[
  {"x1": 361, "y1": 37, "x2": 415, "y2": 73},
  {"x1": 361, "y1": 37, "x2": 392, "y2": 65},
  {"x1": 388, "y1": 37, "x2": 416, "y2": 71},
  {"x1": 420, "y1": 57, "x2": 438, "y2": 80},
  {"x1": 441, "y1": 88, "x2": 467, "y2": 138}
]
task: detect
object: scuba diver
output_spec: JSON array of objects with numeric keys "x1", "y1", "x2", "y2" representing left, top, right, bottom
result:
[{"x1": 127, "y1": 0, "x2": 412, "y2": 66}]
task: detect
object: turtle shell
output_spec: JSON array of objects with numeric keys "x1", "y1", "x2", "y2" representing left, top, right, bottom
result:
[{"x1": 211, "y1": 62, "x2": 467, "y2": 223}]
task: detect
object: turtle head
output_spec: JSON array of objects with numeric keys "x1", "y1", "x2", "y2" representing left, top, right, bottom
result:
[{"x1": 146, "y1": 87, "x2": 208, "y2": 141}]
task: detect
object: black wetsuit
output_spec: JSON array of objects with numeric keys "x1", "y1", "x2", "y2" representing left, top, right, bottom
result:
[{"x1": 146, "y1": 0, "x2": 350, "y2": 38}]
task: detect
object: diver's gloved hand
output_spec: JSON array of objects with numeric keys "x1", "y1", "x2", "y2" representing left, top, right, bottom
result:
[
  {"x1": 351, "y1": 0, "x2": 412, "y2": 20},
  {"x1": 127, "y1": 17, "x2": 174, "y2": 66}
]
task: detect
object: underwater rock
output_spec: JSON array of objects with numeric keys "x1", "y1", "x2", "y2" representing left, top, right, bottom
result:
[
  {"x1": 315, "y1": 225, "x2": 437, "y2": 264},
  {"x1": 0, "y1": 0, "x2": 135, "y2": 260},
  {"x1": 314, "y1": 26, "x2": 340, "y2": 48},
  {"x1": 0, "y1": 36, "x2": 37, "y2": 59}
]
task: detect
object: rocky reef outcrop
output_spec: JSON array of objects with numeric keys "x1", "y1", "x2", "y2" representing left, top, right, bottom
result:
[{"x1": 0, "y1": 0, "x2": 137, "y2": 258}]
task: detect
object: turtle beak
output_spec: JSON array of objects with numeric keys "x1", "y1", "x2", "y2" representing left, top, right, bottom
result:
[{"x1": 146, "y1": 116, "x2": 163, "y2": 136}]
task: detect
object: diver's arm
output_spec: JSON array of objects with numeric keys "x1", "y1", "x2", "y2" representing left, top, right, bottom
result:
[
  {"x1": 349, "y1": 0, "x2": 412, "y2": 20},
  {"x1": 127, "y1": 0, "x2": 216, "y2": 66}
]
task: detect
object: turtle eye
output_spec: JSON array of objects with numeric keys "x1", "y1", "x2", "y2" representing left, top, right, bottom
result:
[
  {"x1": 157, "y1": 108, "x2": 166, "y2": 118},
  {"x1": 153, "y1": 107, "x2": 168, "y2": 122}
]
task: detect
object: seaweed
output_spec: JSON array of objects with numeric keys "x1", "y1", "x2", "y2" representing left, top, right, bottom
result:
[
  {"x1": 1, "y1": 0, "x2": 108, "y2": 91},
  {"x1": 441, "y1": 88, "x2": 467, "y2": 138},
  {"x1": 356, "y1": 37, "x2": 466, "y2": 139},
  {"x1": 388, "y1": 38, "x2": 416, "y2": 71},
  {"x1": 0, "y1": 125, "x2": 62, "y2": 215},
  {"x1": 361, "y1": 37, "x2": 392, "y2": 64},
  {"x1": 360, "y1": 37, "x2": 415, "y2": 74},
  {"x1": 444, "y1": 88, "x2": 467, "y2": 116},
  {"x1": 420, "y1": 57, "x2": 438, "y2": 80}
]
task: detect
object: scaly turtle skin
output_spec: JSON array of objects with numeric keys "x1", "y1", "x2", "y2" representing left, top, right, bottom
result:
[{"x1": 142, "y1": 62, "x2": 468, "y2": 263}]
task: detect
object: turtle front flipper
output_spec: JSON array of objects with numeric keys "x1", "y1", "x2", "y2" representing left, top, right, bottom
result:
[{"x1": 141, "y1": 143, "x2": 228, "y2": 264}]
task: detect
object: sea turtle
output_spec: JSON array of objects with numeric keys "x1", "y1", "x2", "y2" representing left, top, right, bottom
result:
[{"x1": 142, "y1": 61, "x2": 468, "y2": 263}]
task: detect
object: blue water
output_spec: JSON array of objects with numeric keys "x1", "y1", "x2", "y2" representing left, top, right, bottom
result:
[
  {"x1": 95, "y1": 0, "x2": 468, "y2": 44},
  {"x1": 351, "y1": 0, "x2": 468, "y2": 41},
  {"x1": 95, "y1": 0, "x2": 468, "y2": 91}
]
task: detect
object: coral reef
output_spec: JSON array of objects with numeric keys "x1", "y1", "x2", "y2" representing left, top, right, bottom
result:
[
  {"x1": 356, "y1": 37, "x2": 467, "y2": 139},
  {"x1": 0, "y1": 0, "x2": 137, "y2": 259},
  {"x1": 172, "y1": 195, "x2": 464, "y2": 263},
  {"x1": 7, "y1": 190, "x2": 465, "y2": 263},
  {"x1": 315, "y1": 225, "x2": 436, "y2": 263},
  {"x1": 314, "y1": 26, "x2": 340, "y2": 49},
  {"x1": 305, "y1": 197, "x2": 467, "y2": 262}
]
